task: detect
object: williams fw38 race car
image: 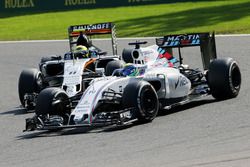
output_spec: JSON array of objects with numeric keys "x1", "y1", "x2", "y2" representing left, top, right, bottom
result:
[
  {"x1": 18, "y1": 22, "x2": 123, "y2": 110},
  {"x1": 24, "y1": 32, "x2": 241, "y2": 132}
]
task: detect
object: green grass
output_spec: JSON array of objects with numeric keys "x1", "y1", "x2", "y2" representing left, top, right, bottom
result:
[{"x1": 1, "y1": 0, "x2": 250, "y2": 40}]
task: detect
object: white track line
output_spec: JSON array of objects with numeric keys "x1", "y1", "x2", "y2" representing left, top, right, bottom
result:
[
  {"x1": 0, "y1": 34, "x2": 250, "y2": 44},
  {"x1": 216, "y1": 34, "x2": 250, "y2": 37}
]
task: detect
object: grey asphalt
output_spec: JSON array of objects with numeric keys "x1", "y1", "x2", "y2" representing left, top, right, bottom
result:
[{"x1": 0, "y1": 36, "x2": 250, "y2": 167}]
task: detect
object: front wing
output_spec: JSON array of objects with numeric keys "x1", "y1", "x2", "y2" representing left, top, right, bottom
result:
[{"x1": 24, "y1": 108, "x2": 138, "y2": 132}]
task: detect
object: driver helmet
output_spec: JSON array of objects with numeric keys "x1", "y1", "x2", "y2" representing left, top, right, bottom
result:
[
  {"x1": 122, "y1": 63, "x2": 139, "y2": 76},
  {"x1": 76, "y1": 33, "x2": 91, "y2": 48},
  {"x1": 73, "y1": 45, "x2": 89, "y2": 58}
]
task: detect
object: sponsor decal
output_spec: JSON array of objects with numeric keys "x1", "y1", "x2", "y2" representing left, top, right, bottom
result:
[
  {"x1": 75, "y1": 100, "x2": 91, "y2": 112},
  {"x1": 88, "y1": 89, "x2": 96, "y2": 94},
  {"x1": 76, "y1": 105, "x2": 90, "y2": 109},
  {"x1": 163, "y1": 34, "x2": 200, "y2": 47},
  {"x1": 119, "y1": 86, "x2": 123, "y2": 92},
  {"x1": 151, "y1": 58, "x2": 170, "y2": 68},
  {"x1": 65, "y1": 0, "x2": 96, "y2": 6},
  {"x1": 120, "y1": 111, "x2": 132, "y2": 119},
  {"x1": 66, "y1": 85, "x2": 76, "y2": 96},
  {"x1": 142, "y1": 50, "x2": 154, "y2": 57},
  {"x1": 72, "y1": 23, "x2": 110, "y2": 32},
  {"x1": 83, "y1": 100, "x2": 90, "y2": 105},
  {"x1": 5, "y1": 0, "x2": 34, "y2": 9},
  {"x1": 175, "y1": 75, "x2": 188, "y2": 89},
  {"x1": 156, "y1": 38, "x2": 164, "y2": 46},
  {"x1": 175, "y1": 77, "x2": 180, "y2": 89}
]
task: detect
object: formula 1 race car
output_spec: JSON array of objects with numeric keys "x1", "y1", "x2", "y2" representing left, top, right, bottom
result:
[
  {"x1": 24, "y1": 32, "x2": 241, "y2": 132},
  {"x1": 18, "y1": 22, "x2": 123, "y2": 110}
]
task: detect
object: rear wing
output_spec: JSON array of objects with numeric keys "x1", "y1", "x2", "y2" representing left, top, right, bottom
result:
[
  {"x1": 156, "y1": 32, "x2": 217, "y2": 70},
  {"x1": 68, "y1": 22, "x2": 118, "y2": 55}
]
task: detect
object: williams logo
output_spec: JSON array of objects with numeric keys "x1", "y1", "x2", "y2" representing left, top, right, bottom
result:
[{"x1": 175, "y1": 76, "x2": 188, "y2": 89}]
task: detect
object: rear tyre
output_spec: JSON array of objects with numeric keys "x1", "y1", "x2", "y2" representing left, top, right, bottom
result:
[
  {"x1": 208, "y1": 58, "x2": 241, "y2": 99},
  {"x1": 105, "y1": 60, "x2": 123, "y2": 76},
  {"x1": 122, "y1": 48, "x2": 133, "y2": 63},
  {"x1": 35, "y1": 88, "x2": 70, "y2": 117},
  {"x1": 122, "y1": 80, "x2": 159, "y2": 123},
  {"x1": 18, "y1": 68, "x2": 43, "y2": 110}
]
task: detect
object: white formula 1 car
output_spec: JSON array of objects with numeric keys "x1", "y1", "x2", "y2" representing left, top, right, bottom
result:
[{"x1": 24, "y1": 32, "x2": 241, "y2": 131}]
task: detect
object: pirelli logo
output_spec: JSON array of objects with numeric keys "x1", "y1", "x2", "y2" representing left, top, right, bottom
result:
[{"x1": 5, "y1": 0, "x2": 34, "y2": 8}]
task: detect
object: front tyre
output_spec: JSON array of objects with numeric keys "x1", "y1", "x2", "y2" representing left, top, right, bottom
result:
[
  {"x1": 208, "y1": 58, "x2": 241, "y2": 99},
  {"x1": 122, "y1": 80, "x2": 159, "y2": 123},
  {"x1": 35, "y1": 88, "x2": 70, "y2": 117},
  {"x1": 18, "y1": 68, "x2": 43, "y2": 110}
]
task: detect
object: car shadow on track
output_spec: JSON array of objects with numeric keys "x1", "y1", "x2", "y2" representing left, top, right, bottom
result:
[
  {"x1": 17, "y1": 127, "x2": 98, "y2": 140},
  {"x1": 17, "y1": 124, "x2": 135, "y2": 140},
  {"x1": 158, "y1": 98, "x2": 217, "y2": 117},
  {"x1": 17, "y1": 98, "x2": 220, "y2": 139},
  {"x1": 0, "y1": 106, "x2": 32, "y2": 115}
]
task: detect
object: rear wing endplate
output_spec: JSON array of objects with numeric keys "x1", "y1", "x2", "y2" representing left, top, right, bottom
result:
[
  {"x1": 68, "y1": 22, "x2": 118, "y2": 55},
  {"x1": 156, "y1": 32, "x2": 217, "y2": 70}
]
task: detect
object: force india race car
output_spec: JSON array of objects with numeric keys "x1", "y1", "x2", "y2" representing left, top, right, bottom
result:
[
  {"x1": 24, "y1": 32, "x2": 241, "y2": 132},
  {"x1": 18, "y1": 22, "x2": 123, "y2": 110}
]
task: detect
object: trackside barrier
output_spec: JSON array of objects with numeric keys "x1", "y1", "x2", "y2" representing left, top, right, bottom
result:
[{"x1": 1, "y1": 0, "x2": 201, "y2": 13}]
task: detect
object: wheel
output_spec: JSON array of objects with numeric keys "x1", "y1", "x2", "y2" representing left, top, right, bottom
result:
[
  {"x1": 35, "y1": 88, "x2": 70, "y2": 117},
  {"x1": 122, "y1": 48, "x2": 133, "y2": 63},
  {"x1": 122, "y1": 80, "x2": 159, "y2": 123},
  {"x1": 208, "y1": 57, "x2": 241, "y2": 99},
  {"x1": 18, "y1": 68, "x2": 43, "y2": 109},
  {"x1": 105, "y1": 60, "x2": 123, "y2": 76}
]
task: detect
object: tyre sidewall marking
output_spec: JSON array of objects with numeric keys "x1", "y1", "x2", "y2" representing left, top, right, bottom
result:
[{"x1": 228, "y1": 61, "x2": 239, "y2": 94}]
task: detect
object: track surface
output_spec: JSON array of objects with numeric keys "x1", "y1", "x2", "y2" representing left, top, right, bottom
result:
[{"x1": 0, "y1": 37, "x2": 250, "y2": 167}]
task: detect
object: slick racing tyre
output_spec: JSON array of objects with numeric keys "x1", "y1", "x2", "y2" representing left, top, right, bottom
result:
[
  {"x1": 35, "y1": 88, "x2": 70, "y2": 117},
  {"x1": 122, "y1": 48, "x2": 134, "y2": 63},
  {"x1": 18, "y1": 68, "x2": 43, "y2": 110},
  {"x1": 208, "y1": 57, "x2": 241, "y2": 99},
  {"x1": 105, "y1": 60, "x2": 123, "y2": 76},
  {"x1": 122, "y1": 80, "x2": 159, "y2": 123}
]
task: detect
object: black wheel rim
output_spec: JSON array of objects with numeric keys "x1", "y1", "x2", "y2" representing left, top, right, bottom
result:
[{"x1": 140, "y1": 88, "x2": 157, "y2": 114}]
